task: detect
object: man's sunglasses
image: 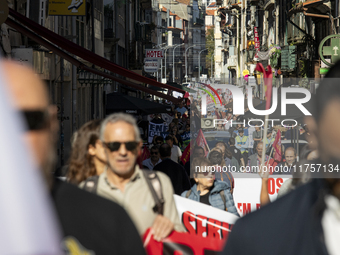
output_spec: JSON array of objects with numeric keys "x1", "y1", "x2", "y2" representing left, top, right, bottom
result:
[
  {"x1": 104, "y1": 141, "x2": 139, "y2": 152},
  {"x1": 150, "y1": 152, "x2": 159, "y2": 155},
  {"x1": 22, "y1": 110, "x2": 49, "y2": 131}
]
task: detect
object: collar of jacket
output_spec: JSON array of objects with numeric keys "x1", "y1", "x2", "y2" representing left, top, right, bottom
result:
[{"x1": 190, "y1": 180, "x2": 230, "y2": 196}]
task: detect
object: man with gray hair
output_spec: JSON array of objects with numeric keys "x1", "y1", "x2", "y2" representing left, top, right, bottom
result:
[{"x1": 90, "y1": 113, "x2": 184, "y2": 241}]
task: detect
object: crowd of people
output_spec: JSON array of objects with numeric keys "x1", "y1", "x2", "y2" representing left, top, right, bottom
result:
[{"x1": 3, "y1": 57, "x2": 340, "y2": 255}]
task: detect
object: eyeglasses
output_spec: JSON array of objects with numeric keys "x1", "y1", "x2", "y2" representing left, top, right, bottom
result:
[
  {"x1": 22, "y1": 110, "x2": 49, "y2": 131},
  {"x1": 150, "y1": 152, "x2": 159, "y2": 155},
  {"x1": 104, "y1": 141, "x2": 139, "y2": 152},
  {"x1": 201, "y1": 172, "x2": 215, "y2": 177}
]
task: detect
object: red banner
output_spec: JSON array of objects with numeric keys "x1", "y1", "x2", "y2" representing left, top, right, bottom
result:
[
  {"x1": 255, "y1": 63, "x2": 272, "y2": 110},
  {"x1": 143, "y1": 227, "x2": 227, "y2": 255},
  {"x1": 272, "y1": 130, "x2": 282, "y2": 162},
  {"x1": 181, "y1": 143, "x2": 191, "y2": 165},
  {"x1": 196, "y1": 129, "x2": 210, "y2": 157}
]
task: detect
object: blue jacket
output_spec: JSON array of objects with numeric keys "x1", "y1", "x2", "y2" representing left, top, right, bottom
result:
[{"x1": 181, "y1": 181, "x2": 239, "y2": 216}]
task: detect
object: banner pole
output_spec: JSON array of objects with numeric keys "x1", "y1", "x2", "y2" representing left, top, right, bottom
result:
[{"x1": 261, "y1": 115, "x2": 269, "y2": 175}]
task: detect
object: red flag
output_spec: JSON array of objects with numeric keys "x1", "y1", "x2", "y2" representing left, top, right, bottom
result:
[
  {"x1": 137, "y1": 145, "x2": 150, "y2": 168},
  {"x1": 141, "y1": 145, "x2": 150, "y2": 161},
  {"x1": 181, "y1": 143, "x2": 191, "y2": 165},
  {"x1": 196, "y1": 129, "x2": 210, "y2": 157},
  {"x1": 255, "y1": 63, "x2": 273, "y2": 110},
  {"x1": 272, "y1": 130, "x2": 282, "y2": 161}
]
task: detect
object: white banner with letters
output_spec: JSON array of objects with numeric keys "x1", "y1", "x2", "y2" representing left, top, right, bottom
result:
[
  {"x1": 148, "y1": 122, "x2": 167, "y2": 143},
  {"x1": 232, "y1": 173, "x2": 292, "y2": 216},
  {"x1": 174, "y1": 195, "x2": 238, "y2": 239}
]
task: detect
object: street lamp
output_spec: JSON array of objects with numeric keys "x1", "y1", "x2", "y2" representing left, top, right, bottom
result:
[
  {"x1": 198, "y1": 49, "x2": 208, "y2": 81},
  {"x1": 185, "y1": 45, "x2": 196, "y2": 83},
  {"x1": 172, "y1": 43, "x2": 184, "y2": 83}
]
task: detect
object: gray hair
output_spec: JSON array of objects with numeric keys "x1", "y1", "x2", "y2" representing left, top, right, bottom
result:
[{"x1": 100, "y1": 113, "x2": 141, "y2": 142}]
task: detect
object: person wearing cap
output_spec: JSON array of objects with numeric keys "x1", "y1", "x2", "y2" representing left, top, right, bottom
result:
[{"x1": 235, "y1": 128, "x2": 249, "y2": 165}]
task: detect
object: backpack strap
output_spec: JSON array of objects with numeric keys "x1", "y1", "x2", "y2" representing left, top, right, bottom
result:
[
  {"x1": 186, "y1": 189, "x2": 192, "y2": 198},
  {"x1": 83, "y1": 175, "x2": 100, "y2": 194},
  {"x1": 142, "y1": 170, "x2": 165, "y2": 215},
  {"x1": 219, "y1": 190, "x2": 228, "y2": 211}
]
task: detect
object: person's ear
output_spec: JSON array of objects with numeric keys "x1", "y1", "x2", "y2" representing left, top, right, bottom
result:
[
  {"x1": 194, "y1": 177, "x2": 199, "y2": 183},
  {"x1": 303, "y1": 116, "x2": 318, "y2": 150},
  {"x1": 88, "y1": 144, "x2": 96, "y2": 156}
]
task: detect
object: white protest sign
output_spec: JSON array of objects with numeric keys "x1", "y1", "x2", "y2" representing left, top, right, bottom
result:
[
  {"x1": 148, "y1": 122, "x2": 167, "y2": 143},
  {"x1": 232, "y1": 173, "x2": 292, "y2": 216},
  {"x1": 174, "y1": 195, "x2": 238, "y2": 240}
]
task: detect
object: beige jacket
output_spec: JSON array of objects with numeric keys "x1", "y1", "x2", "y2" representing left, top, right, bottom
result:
[{"x1": 83, "y1": 166, "x2": 185, "y2": 235}]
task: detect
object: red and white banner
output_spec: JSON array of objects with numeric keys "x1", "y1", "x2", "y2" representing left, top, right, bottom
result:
[
  {"x1": 196, "y1": 129, "x2": 210, "y2": 156},
  {"x1": 174, "y1": 195, "x2": 238, "y2": 238},
  {"x1": 233, "y1": 173, "x2": 291, "y2": 216},
  {"x1": 143, "y1": 195, "x2": 238, "y2": 254}
]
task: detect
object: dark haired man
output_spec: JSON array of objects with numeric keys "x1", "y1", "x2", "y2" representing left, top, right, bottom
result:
[
  {"x1": 165, "y1": 135, "x2": 182, "y2": 163},
  {"x1": 142, "y1": 146, "x2": 161, "y2": 170},
  {"x1": 222, "y1": 60, "x2": 340, "y2": 254},
  {"x1": 154, "y1": 144, "x2": 190, "y2": 195},
  {"x1": 154, "y1": 135, "x2": 164, "y2": 145}
]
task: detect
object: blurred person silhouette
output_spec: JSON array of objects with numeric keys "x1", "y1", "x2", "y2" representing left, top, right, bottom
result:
[
  {"x1": 153, "y1": 143, "x2": 190, "y2": 195},
  {"x1": 222, "y1": 60, "x2": 340, "y2": 255},
  {"x1": 182, "y1": 157, "x2": 239, "y2": 216},
  {"x1": 5, "y1": 60, "x2": 145, "y2": 254},
  {"x1": 0, "y1": 62, "x2": 61, "y2": 253},
  {"x1": 67, "y1": 119, "x2": 107, "y2": 184}
]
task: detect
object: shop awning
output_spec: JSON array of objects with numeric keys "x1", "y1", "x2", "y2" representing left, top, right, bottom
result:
[
  {"x1": 6, "y1": 8, "x2": 185, "y2": 102},
  {"x1": 5, "y1": 17, "x2": 182, "y2": 103},
  {"x1": 106, "y1": 93, "x2": 172, "y2": 115}
]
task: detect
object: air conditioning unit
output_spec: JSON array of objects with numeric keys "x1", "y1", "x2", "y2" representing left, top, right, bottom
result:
[{"x1": 201, "y1": 118, "x2": 215, "y2": 129}]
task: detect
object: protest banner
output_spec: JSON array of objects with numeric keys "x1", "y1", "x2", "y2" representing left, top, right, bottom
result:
[
  {"x1": 174, "y1": 195, "x2": 238, "y2": 238},
  {"x1": 148, "y1": 122, "x2": 167, "y2": 143},
  {"x1": 181, "y1": 143, "x2": 190, "y2": 165},
  {"x1": 160, "y1": 132, "x2": 169, "y2": 140},
  {"x1": 143, "y1": 195, "x2": 238, "y2": 255},
  {"x1": 196, "y1": 129, "x2": 210, "y2": 156},
  {"x1": 232, "y1": 173, "x2": 291, "y2": 216},
  {"x1": 161, "y1": 113, "x2": 173, "y2": 128},
  {"x1": 181, "y1": 131, "x2": 191, "y2": 149},
  {"x1": 143, "y1": 228, "x2": 226, "y2": 255}
]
